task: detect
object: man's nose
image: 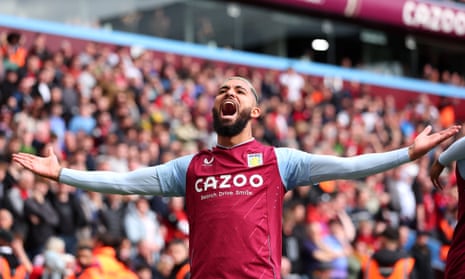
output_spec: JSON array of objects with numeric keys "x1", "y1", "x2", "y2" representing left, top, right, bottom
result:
[{"x1": 225, "y1": 89, "x2": 236, "y2": 97}]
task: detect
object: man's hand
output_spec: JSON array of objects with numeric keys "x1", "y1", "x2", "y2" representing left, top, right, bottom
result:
[
  {"x1": 408, "y1": 125, "x2": 461, "y2": 161},
  {"x1": 12, "y1": 146, "x2": 62, "y2": 181},
  {"x1": 430, "y1": 160, "x2": 446, "y2": 190}
]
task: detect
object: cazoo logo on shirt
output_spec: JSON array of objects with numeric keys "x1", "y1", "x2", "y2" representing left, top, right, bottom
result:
[{"x1": 194, "y1": 173, "x2": 264, "y2": 193}]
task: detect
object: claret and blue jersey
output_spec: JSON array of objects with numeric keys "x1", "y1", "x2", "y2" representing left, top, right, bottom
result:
[{"x1": 59, "y1": 138, "x2": 410, "y2": 279}]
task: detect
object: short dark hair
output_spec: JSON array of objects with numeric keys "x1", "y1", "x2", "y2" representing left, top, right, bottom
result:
[
  {"x1": 224, "y1": 76, "x2": 259, "y2": 103},
  {"x1": 381, "y1": 226, "x2": 399, "y2": 241}
]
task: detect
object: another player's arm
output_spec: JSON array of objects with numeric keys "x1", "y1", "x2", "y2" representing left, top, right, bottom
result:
[{"x1": 431, "y1": 136, "x2": 465, "y2": 189}]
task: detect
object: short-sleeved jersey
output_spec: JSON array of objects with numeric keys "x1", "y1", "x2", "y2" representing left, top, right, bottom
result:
[{"x1": 185, "y1": 139, "x2": 284, "y2": 279}]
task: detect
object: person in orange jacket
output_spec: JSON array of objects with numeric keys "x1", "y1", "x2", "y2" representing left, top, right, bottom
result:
[
  {"x1": 92, "y1": 234, "x2": 138, "y2": 279},
  {"x1": 364, "y1": 226, "x2": 416, "y2": 279},
  {"x1": 73, "y1": 243, "x2": 103, "y2": 279},
  {"x1": 0, "y1": 32, "x2": 27, "y2": 69},
  {"x1": 0, "y1": 228, "x2": 33, "y2": 279}
]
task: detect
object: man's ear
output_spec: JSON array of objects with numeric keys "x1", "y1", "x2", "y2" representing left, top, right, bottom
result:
[{"x1": 251, "y1": 107, "x2": 261, "y2": 119}]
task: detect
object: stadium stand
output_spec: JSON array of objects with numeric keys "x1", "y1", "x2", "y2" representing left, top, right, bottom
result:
[{"x1": 0, "y1": 5, "x2": 464, "y2": 278}]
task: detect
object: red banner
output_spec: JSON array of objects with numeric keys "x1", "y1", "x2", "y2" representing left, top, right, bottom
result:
[{"x1": 253, "y1": 0, "x2": 465, "y2": 38}]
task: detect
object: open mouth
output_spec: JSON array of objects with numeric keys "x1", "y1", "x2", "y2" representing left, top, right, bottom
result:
[{"x1": 220, "y1": 101, "x2": 238, "y2": 118}]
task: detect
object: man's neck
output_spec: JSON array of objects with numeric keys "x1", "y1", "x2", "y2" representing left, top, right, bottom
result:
[{"x1": 217, "y1": 134, "x2": 254, "y2": 148}]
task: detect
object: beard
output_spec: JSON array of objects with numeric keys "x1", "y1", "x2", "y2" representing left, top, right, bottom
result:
[{"x1": 213, "y1": 107, "x2": 252, "y2": 137}]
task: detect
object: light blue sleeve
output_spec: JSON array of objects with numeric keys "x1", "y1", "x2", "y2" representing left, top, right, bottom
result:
[
  {"x1": 439, "y1": 136, "x2": 465, "y2": 179},
  {"x1": 59, "y1": 154, "x2": 194, "y2": 196},
  {"x1": 275, "y1": 147, "x2": 410, "y2": 190}
]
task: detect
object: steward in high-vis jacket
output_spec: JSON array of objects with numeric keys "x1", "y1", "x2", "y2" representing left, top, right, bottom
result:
[{"x1": 364, "y1": 226, "x2": 416, "y2": 279}]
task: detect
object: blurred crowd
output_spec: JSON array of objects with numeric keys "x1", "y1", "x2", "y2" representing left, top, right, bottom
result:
[{"x1": 0, "y1": 30, "x2": 462, "y2": 279}]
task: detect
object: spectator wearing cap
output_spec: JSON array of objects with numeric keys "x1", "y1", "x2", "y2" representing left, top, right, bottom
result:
[
  {"x1": 363, "y1": 226, "x2": 417, "y2": 279},
  {"x1": 410, "y1": 230, "x2": 434, "y2": 279}
]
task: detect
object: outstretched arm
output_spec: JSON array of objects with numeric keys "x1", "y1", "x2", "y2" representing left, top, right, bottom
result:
[
  {"x1": 278, "y1": 125, "x2": 461, "y2": 189},
  {"x1": 407, "y1": 125, "x2": 461, "y2": 161},
  {"x1": 12, "y1": 146, "x2": 62, "y2": 181},
  {"x1": 431, "y1": 135, "x2": 465, "y2": 190},
  {"x1": 12, "y1": 146, "x2": 192, "y2": 196}
]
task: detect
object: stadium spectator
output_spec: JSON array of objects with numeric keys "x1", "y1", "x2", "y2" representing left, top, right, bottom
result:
[
  {"x1": 60, "y1": 72, "x2": 80, "y2": 123},
  {"x1": 32, "y1": 236, "x2": 75, "y2": 279},
  {"x1": 162, "y1": 197, "x2": 188, "y2": 243},
  {"x1": 50, "y1": 182, "x2": 88, "y2": 254},
  {"x1": 165, "y1": 238, "x2": 190, "y2": 279},
  {"x1": 23, "y1": 178, "x2": 59, "y2": 259},
  {"x1": 73, "y1": 242, "x2": 104, "y2": 279},
  {"x1": 97, "y1": 193, "x2": 129, "y2": 240},
  {"x1": 279, "y1": 67, "x2": 305, "y2": 103},
  {"x1": 153, "y1": 253, "x2": 174, "y2": 279},
  {"x1": 0, "y1": 69, "x2": 19, "y2": 107},
  {"x1": 301, "y1": 221, "x2": 341, "y2": 278},
  {"x1": 91, "y1": 234, "x2": 138, "y2": 279},
  {"x1": 363, "y1": 226, "x2": 416, "y2": 279},
  {"x1": 3, "y1": 169, "x2": 34, "y2": 239},
  {"x1": 124, "y1": 196, "x2": 165, "y2": 262},
  {"x1": 30, "y1": 67, "x2": 54, "y2": 105},
  {"x1": 387, "y1": 164, "x2": 418, "y2": 228},
  {"x1": 282, "y1": 201, "x2": 307, "y2": 275},
  {"x1": 0, "y1": 226, "x2": 32, "y2": 279},
  {"x1": 68, "y1": 102, "x2": 96, "y2": 136},
  {"x1": 1, "y1": 32, "x2": 27, "y2": 70},
  {"x1": 28, "y1": 33, "x2": 52, "y2": 63},
  {"x1": 134, "y1": 263, "x2": 153, "y2": 279},
  {"x1": 129, "y1": 239, "x2": 158, "y2": 277},
  {"x1": 410, "y1": 230, "x2": 434, "y2": 279},
  {"x1": 0, "y1": 229, "x2": 18, "y2": 279}
]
